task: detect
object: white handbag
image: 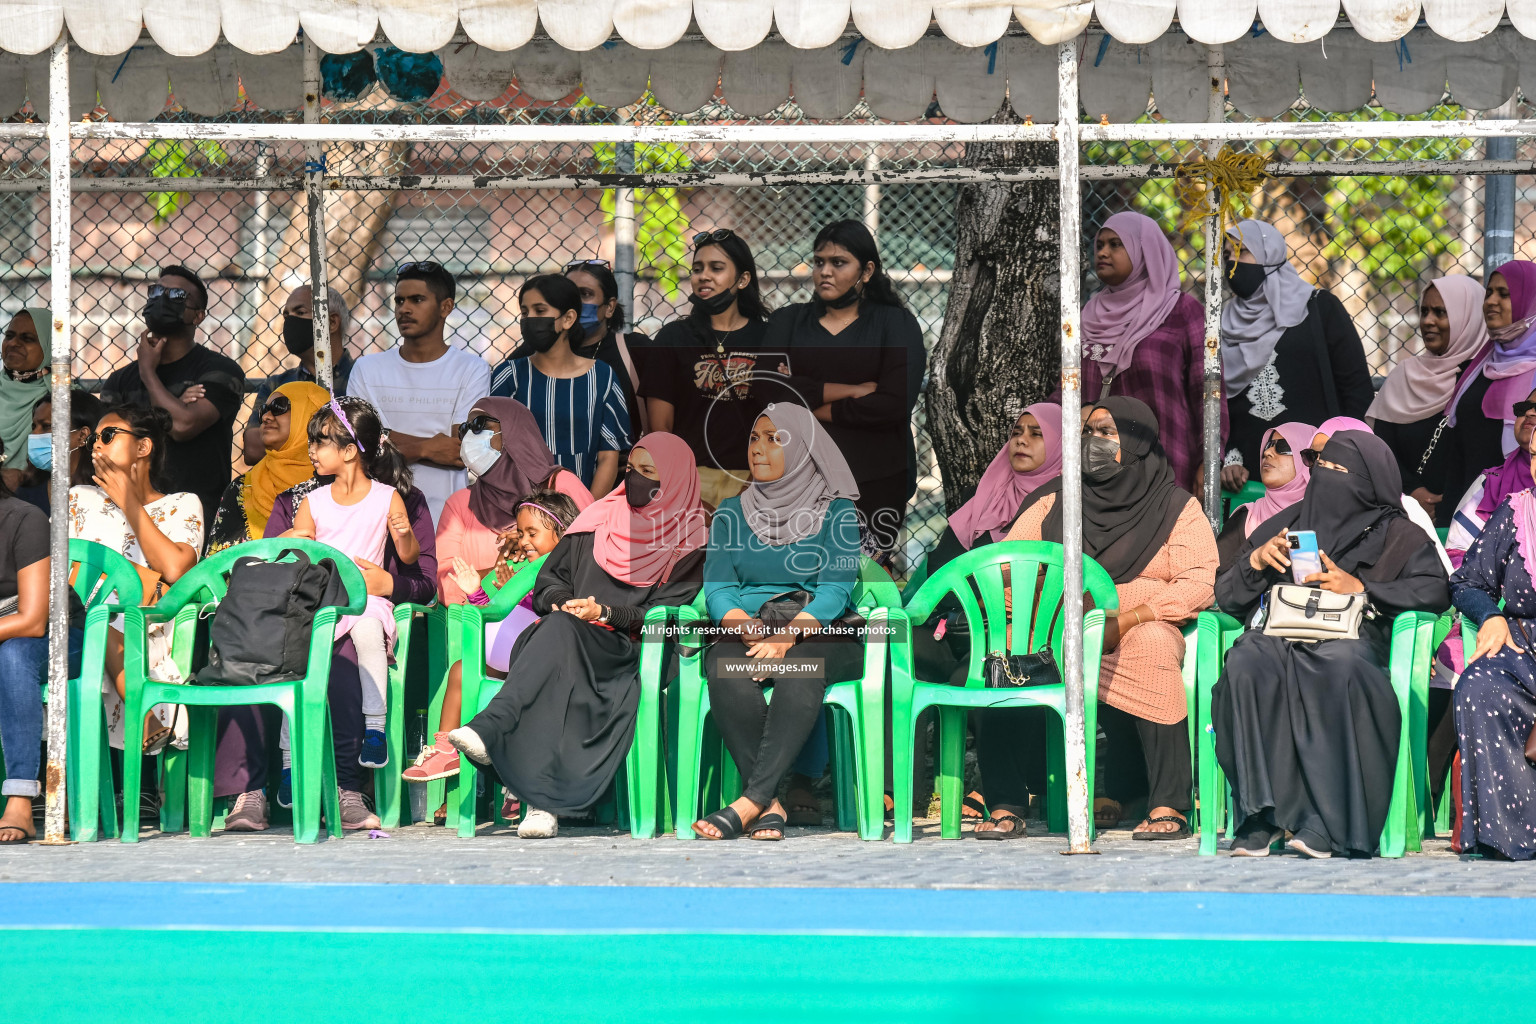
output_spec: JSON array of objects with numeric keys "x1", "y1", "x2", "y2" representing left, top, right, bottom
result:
[{"x1": 1261, "y1": 584, "x2": 1368, "y2": 642}]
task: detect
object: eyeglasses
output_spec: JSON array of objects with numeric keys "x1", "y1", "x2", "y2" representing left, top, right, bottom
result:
[
  {"x1": 89, "y1": 426, "x2": 146, "y2": 447},
  {"x1": 1515, "y1": 401, "x2": 1536, "y2": 418},
  {"x1": 457, "y1": 414, "x2": 501, "y2": 439},
  {"x1": 1264, "y1": 436, "x2": 1292, "y2": 457},
  {"x1": 1299, "y1": 448, "x2": 1322, "y2": 468},
  {"x1": 565, "y1": 259, "x2": 611, "y2": 272},
  {"x1": 397, "y1": 260, "x2": 444, "y2": 277},
  {"x1": 693, "y1": 228, "x2": 735, "y2": 247},
  {"x1": 261, "y1": 394, "x2": 291, "y2": 419}
]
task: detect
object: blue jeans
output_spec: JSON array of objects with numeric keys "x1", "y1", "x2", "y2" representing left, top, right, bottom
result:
[{"x1": 0, "y1": 630, "x2": 83, "y2": 799}]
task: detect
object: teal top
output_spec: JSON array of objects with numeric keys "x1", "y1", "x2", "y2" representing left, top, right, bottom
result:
[{"x1": 703, "y1": 496, "x2": 861, "y2": 624}]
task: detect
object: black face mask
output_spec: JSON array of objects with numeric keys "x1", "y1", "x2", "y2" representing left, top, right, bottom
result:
[
  {"x1": 689, "y1": 290, "x2": 737, "y2": 317},
  {"x1": 144, "y1": 294, "x2": 187, "y2": 335},
  {"x1": 282, "y1": 314, "x2": 315, "y2": 356},
  {"x1": 521, "y1": 317, "x2": 562, "y2": 353},
  {"x1": 824, "y1": 283, "x2": 862, "y2": 310},
  {"x1": 624, "y1": 467, "x2": 660, "y2": 508},
  {"x1": 1225, "y1": 261, "x2": 1268, "y2": 299}
]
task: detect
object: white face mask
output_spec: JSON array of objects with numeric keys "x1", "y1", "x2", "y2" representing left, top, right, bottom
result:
[{"x1": 460, "y1": 429, "x2": 500, "y2": 478}]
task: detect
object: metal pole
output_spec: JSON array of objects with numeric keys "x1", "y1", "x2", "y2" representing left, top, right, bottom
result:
[
  {"x1": 303, "y1": 37, "x2": 333, "y2": 392},
  {"x1": 41, "y1": 33, "x2": 72, "y2": 845},
  {"x1": 1484, "y1": 96, "x2": 1518, "y2": 278},
  {"x1": 1056, "y1": 37, "x2": 1092, "y2": 855},
  {"x1": 1201, "y1": 46, "x2": 1225, "y2": 533},
  {"x1": 613, "y1": 141, "x2": 636, "y2": 330},
  {"x1": 863, "y1": 146, "x2": 882, "y2": 237}
]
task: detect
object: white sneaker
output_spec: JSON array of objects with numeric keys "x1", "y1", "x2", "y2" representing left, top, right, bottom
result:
[
  {"x1": 447, "y1": 727, "x2": 490, "y2": 766},
  {"x1": 517, "y1": 807, "x2": 558, "y2": 838}
]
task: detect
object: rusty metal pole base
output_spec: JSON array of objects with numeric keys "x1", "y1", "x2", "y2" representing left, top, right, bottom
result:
[
  {"x1": 1060, "y1": 847, "x2": 1101, "y2": 855},
  {"x1": 37, "y1": 836, "x2": 76, "y2": 846}
]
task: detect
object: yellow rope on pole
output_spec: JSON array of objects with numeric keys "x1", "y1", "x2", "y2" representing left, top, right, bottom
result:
[{"x1": 1173, "y1": 146, "x2": 1270, "y2": 264}]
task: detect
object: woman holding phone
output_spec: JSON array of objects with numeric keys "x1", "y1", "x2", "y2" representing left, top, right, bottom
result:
[{"x1": 1212, "y1": 430, "x2": 1450, "y2": 858}]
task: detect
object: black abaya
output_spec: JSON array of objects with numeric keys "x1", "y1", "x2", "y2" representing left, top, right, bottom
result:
[
  {"x1": 467, "y1": 532, "x2": 704, "y2": 815},
  {"x1": 1212, "y1": 435, "x2": 1449, "y2": 856}
]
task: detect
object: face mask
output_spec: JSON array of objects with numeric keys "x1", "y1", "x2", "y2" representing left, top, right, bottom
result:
[
  {"x1": 521, "y1": 317, "x2": 562, "y2": 353},
  {"x1": 26, "y1": 432, "x2": 51, "y2": 472},
  {"x1": 824, "y1": 283, "x2": 862, "y2": 310},
  {"x1": 460, "y1": 430, "x2": 500, "y2": 478},
  {"x1": 624, "y1": 467, "x2": 660, "y2": 508},
  {"x1": 143, "y1": 293, "x2": 187, "y2": 335},
  {"x1": 1083, "y1": 435, "x2": 1122, "y2": 481},
  {"x1": 282, "y1": 314, "x2": 315, "y2": 356},
  {"x1": 1225, "y1": 261, "x2": 1268, "y2": 300},
  {"x1": 689, "y1": 290, "x2": 736, "y2": 317},
  {"x1": 577, "y1": 303, "x2": 604, "y2": 331}
]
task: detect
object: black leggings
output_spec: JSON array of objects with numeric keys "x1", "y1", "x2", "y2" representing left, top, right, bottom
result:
[
  {"x1": 705, "y1": 639, "x2": 862, "y2": 809},
  {"x1": 855, "y1": 471, "x2": 913, "y2": 560}
]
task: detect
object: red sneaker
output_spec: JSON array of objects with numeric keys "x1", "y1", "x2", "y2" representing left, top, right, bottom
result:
[{"x1": 402, "y1": 733, "x2": 460, "y2": 782}]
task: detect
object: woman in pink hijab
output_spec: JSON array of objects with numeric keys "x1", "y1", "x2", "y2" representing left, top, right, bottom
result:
[
  {"x1": 1079, "y1": 211, "x2": 1222, "y2": 492},
  {"x1": 1216, "y1": 421, "x2": 1314, "y2": 569}
]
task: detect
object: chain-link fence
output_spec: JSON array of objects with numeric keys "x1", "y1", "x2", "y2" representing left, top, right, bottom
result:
[{"x1": 0, "y1": 74, "x2": 1520, "y2": 578}]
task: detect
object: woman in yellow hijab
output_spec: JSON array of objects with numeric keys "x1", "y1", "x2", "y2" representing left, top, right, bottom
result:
[{"x1": 207, "y1": 381, "x2": 330, "y2": 553}]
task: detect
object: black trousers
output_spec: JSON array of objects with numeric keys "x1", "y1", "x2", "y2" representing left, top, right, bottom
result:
[
  {"x1": 705, "y1": 639, "x2": 862, "y2": 809},
  {"x1": 1427, "y1": 686, "x2": 1456, "y2": 809},
  {"x1": 854, "y1": 470, "x2": 913, "y2": 560},
  {"x1": 975, "y1": 703, "x2": 1190, "y2": 817}
]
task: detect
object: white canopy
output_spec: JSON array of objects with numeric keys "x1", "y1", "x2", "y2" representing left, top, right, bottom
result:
[
  {"x1": 0, "y1": 0, "x2": 1530, "y2": 59},
  {"x1": 0, "y1": 25, "x2": 1529, "y2": 123}
]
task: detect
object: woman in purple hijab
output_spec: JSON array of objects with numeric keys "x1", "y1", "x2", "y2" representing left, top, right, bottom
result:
[
  {"x1": 1440, "y1": 260, "x2": 1536, "y2": 527},
  {"x1": 1078, "y1": 211, "x2": 1223, "y2": 493}
]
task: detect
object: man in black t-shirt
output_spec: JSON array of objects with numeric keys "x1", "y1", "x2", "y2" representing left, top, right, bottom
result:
[{"x1": 99, "y1": 264, "x2": 244, "y2": 524}]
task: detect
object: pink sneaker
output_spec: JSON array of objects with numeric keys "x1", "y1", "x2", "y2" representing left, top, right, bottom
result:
[{"x1": 401, "y1": 733, "x2": 460, "y2": 782}]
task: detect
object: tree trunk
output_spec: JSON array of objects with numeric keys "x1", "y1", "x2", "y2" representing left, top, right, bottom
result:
[{"x1": 926, "y1": 112, "x2": 1062, "y2": 513}]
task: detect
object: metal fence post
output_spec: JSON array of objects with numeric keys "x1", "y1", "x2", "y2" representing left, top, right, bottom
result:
[
  {"x1": 303, "y1": 37, "x2": 333, "y2": 391},
  {"x1": 1201, "y1": 46, "x2": 1226, "y2": 533},
  {"x1": 1484, "y1": 96, "x2": 1518, "y2": 278},
  {"x1": 1056, "y1": 37, "x2": 1092, "y2": 855},
  {"x1": 614, "y1": 141, "x2": 636, "y2": 329},
  {"x1": 42, "y1": 33, "x2": 73, "y2": 845}
]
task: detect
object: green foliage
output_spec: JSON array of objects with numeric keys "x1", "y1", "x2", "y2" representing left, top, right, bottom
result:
[
  {"x1": 143, "y1": 140, "x2": 229, "y2": 225},
  {"x1": 1084, "y1": 103, "x2": 1473, "y2": 291},
  {"x1": 592, "y1": 108, "x2": 693, "y2": 298}
]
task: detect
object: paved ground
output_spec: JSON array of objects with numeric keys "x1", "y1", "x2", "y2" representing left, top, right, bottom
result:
[{"x1": 3, "y1": 818, "x2": 1528, "y2": 896}]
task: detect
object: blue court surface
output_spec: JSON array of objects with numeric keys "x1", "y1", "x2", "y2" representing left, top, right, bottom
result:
[{"x1": 6, "y1": 881, "x2": 1535, "y2": 1021}]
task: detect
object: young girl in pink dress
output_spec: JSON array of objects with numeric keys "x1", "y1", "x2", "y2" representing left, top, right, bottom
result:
[{"x1": 284, "y1": 397, "x2": 419, "y2": 769}]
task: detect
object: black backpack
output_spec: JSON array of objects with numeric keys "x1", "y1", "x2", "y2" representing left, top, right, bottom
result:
[{"x1": 194, "y1": 548, "x2": 349, "y2": 687}]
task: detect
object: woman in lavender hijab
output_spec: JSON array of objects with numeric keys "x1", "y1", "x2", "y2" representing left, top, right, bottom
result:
[{"x1": 1078, "y1": 211, "x2": 1223, "y2": 493}]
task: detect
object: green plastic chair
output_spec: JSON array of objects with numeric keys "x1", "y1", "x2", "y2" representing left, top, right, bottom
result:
[
  {"x1": 889, "y1": 541, "x2": 1116, "y2": 843},
  {"x1": 1222, "y1": 481, "x2": 1266, "y2": 516},
  {"x1": 1195, "y1": 607, "x2": 1439, "y2": 857},
  {"x1": 375, "y1": 598, "x2": 437, "y2": 828},
  {"x1": 671, "y1": 556, "x2": 901, "y2": 841},
  {"x1": 117, "y1": 539, "x2": 367, "y2": 844},
  {"x1": 64, "y1": 538, "x2": 193, "y2": 842}
]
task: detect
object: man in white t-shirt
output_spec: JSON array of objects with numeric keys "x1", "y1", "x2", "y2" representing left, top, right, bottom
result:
[{"x1": 345, "y1": 261, "x2": 491, "y2": 523}]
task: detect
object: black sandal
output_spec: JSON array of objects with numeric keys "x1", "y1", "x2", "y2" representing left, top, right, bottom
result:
[
  {"x1": 962, "y1": 791, "x2": 987, "y2": 820},
  {"x1": 692, "y1": 806, "x2": 744, "y2": 840},
  {"x1": 973, "y1": 811, "x2": 1027, "y2": 840},
  {"x1": 749, "y1": 812, "x2": 787, "y2": 841},
  {"x1": 1132, "y1": 814, "x2": 1190, "y2": 841}
]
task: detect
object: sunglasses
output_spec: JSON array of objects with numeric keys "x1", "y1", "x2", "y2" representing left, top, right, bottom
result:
[
  {"x1": 397, "y1": 260, "x2": 444, "y2": 277},
  {"x1": 457, "y1": 414, "x2": 501, "y2": 439},
  {"x1": 146, "y1": 284, "x2": 200, "y2": 309},
  {"x1": 89, "y1": 426, "x2": 146, "y2": 447},
  {"x1": 565, "y1": 258, "x2": 611, "y2": 272},
  {"x1": 261, "y1": 394, "x2": 291, "y2": 419},
  {"x1": 693, "y1": 228, "x2": 735, "y2": 247},
  {"x1": 1264, "y1": 436, "x2": 1293, "y2": 457},
  {"x1": 1299, "y1": 448, "x2": 1322, "y2": 468},
  {"x1": 1516, "y1": 401, "x2": 1536, "y2": 418}
]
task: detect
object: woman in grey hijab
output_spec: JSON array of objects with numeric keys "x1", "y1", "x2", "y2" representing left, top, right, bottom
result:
[
  {"x1": 1218, "y1": 218, "x2": 1374, "y2": 492},
  {"x1": 692, "y1": 403, "x2": 864, "y2": 841}
]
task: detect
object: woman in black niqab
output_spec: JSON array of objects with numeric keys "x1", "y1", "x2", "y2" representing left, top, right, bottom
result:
[{"x1": 1212, "y1": 430, "x2": 1450, "y2": 858}]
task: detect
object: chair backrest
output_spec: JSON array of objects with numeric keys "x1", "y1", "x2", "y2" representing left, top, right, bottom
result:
[
  {"x1": 481, "y1": 553, "x2": 549, "y2": 614},
  {"x1": 902, "y1": 540, "x2": 1117, "y2": 684},
  {"x1": 156, "y1": 537, "x2": 369, "y2": 616},
  {"x1": 68, "y1": 538, "x2": 144, "y2": 611},
  {"x1": 852, "y1": 556, "x2": 903, "y2": 611}
]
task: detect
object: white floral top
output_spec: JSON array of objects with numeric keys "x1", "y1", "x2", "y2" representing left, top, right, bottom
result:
[{"x1": 68, "y1": 485, "x2": 204, "y2": 568}]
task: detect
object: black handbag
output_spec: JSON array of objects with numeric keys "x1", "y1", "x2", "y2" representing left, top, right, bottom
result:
[
  {"x1": 983, "y1": 649, "x2": 1062, "y2": 689},
  {"x1": 756, "y1": 590, "x2": 866, "y2": 635},
  {"x1": 194, "y1": 548, "x2": 348, "y2": 686}
]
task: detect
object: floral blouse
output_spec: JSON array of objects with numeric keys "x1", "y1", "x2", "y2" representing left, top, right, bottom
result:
[{"x1": 68, "y1": 485, "x2": 205, "y2": 569}]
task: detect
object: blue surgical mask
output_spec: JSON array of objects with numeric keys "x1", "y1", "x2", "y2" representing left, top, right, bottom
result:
[
  {"x1": 578, "y1": 303, "x2": 603, "y2": 331},
  {"x1": 26, "y1": 432, "x2": 51, "y2": 472}
]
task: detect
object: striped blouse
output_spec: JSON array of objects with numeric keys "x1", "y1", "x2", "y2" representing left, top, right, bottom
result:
[{"x1": 489, "y1": 356, "x2": 632, "y2": 486}]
